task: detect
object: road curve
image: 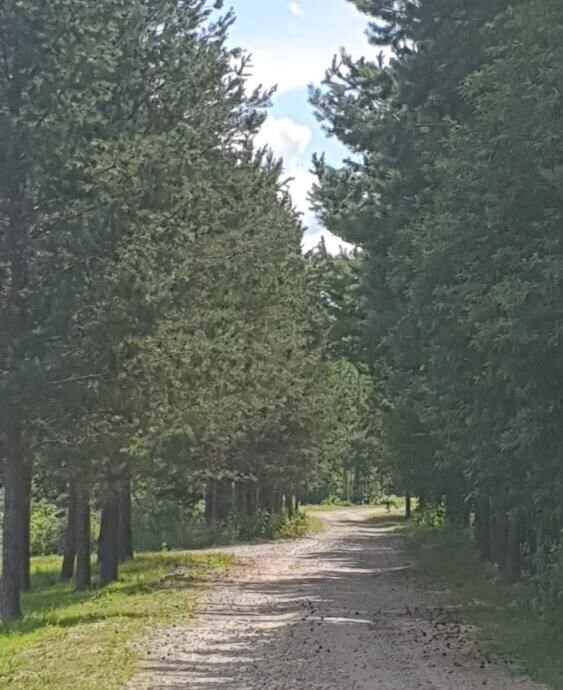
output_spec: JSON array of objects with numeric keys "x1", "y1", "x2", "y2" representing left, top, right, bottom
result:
[{"x1": 128, "y1": 508, "x2": 545, "y2": 690}]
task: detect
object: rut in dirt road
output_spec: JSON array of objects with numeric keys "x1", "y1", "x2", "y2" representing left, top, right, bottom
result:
[{"x1": 128, "y1": 508, "x2": 545, "y2": 690}]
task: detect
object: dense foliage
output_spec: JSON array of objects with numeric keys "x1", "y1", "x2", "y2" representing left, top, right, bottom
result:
[
  {"x1": 0, "y1": 0, "x2": 379, "y2": 623},
  {"x1": 312, "y1": 0, "x2": 563, "y2": 592}
]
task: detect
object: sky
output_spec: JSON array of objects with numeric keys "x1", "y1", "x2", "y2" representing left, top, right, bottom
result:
[{"x1": 226, "y1": 0, "x2": 375, "y2": 253}]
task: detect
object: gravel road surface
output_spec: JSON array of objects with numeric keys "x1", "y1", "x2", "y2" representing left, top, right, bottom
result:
[{"x1": 128, "y1": 508, "x2": 544, "y2": 690}]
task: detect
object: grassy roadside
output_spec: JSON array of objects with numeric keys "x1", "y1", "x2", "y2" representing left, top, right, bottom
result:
[
  {"x1": 0, "y1": 552, "x2": 234, "y2": 690},
  {"x1": 406, "y1": 527, "x2": 563, "y2": 689},
  {"x1": 0, "y1": 510, "x2": 322, "y2": 690}
]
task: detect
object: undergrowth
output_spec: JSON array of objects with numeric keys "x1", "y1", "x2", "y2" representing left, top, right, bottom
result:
[{"x1": 408, "y1": 526, "x2": 563, "y2": 689}]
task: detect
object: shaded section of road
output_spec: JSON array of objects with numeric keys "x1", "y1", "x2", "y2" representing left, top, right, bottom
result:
[{"x1": 128, "y1": 508, "x2": 545, "y2": 690}]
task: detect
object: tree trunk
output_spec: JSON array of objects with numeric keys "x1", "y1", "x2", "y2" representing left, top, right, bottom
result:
[
  {"x1": 474, "y1": 494, "x2": 491, "y2": 562},
  {"x1": 20, "y1": 461, "x2": 32, "y2": 592},
  {"x1": 246, "y1": 485, "x2": 258, "y2": 515},
  {"x1": 492, "y1": 505, "x2": 509, "y2": 576},
  {"x1": 97, "y1": 501, "x2": 106, "y2": 564},
  {"x1": 75, "y1": 483, "x2": 91, "y2": 591},
  {"x1": 204, "y1": 480, "x2": 218, "y2": 524},
  {"x1": 344, "y1": 471, "x2": 351, "y2": 503},
  {"x1": 527, "y1": 518, "x2": 538, "y2": 576},
  {"x1": 273, "y1": 488, "x2": 283, "y2": 514},
  {"x1": 235, "y1": 483, "x2": 246, "y2": 514},
  {"x1": 259, "y1": 485, "x2": 275, "y2": 512},
  {"x1": 118, "y1": 478, "x2": 133, "y2": 563},
  {"x1": 214, "y1": 480, "x2": 231, "y2": 523},
  {"x1": 0, "y1": 428, "x2": 25, "y2": 623},
  {"x1": 99, "y1": 491, "x2": 120, "y2": 586},
  {"x1": 61, "y1": 481, "x2": 78, "y2": 581},
  {"x1": 405, "y1": 491, "x2": 412, "y2": 519},
  {"x1": 285, "y1": 494, "x2": 295, "y2": 518},
  {"x1": 506, "y1": 507, "x2": 523, "y2": 582},
  {"x1": 353, "y1": 465, "x2": 362, "y2": 504},
  {"x1": 418, "y1": 494, "x2": 426, "y2": 513},
  {"x1": 445, "y1": 491, "x2": 467, "y2": 528}
]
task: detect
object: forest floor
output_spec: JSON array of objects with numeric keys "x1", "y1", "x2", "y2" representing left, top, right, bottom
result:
[{"x1": 128, "y1": 507, "x2": 545, "y2": 690}]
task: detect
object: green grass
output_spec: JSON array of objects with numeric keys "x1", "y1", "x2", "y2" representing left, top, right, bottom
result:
[
  {"x1": 407, "y1": 527, "x2": 563, "y2": 689},
  {"x1": 0, "y1": 552, "x2": 234, "y2": 690}
]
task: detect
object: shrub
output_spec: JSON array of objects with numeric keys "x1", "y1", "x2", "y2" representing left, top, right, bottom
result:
[{"x1": 30, "y1": 499, "x2": 64, "y2": 556}]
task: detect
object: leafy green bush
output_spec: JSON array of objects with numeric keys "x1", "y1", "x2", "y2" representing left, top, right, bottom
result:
[
  {"x1": 320, "y1": 496, "x2": 352, "y2": 507},
  {"x1": 30, "y1": 499, "x2": 64, "y2": 556},
  {"x1": 133, "y1": 502, "x2": 320, "y2": 551},
  {"x1": 413, "y1": 506, "x2": 445, "y2": 528}
]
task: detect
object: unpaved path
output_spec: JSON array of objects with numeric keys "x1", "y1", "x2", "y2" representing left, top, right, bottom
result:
[{"x1": 128, "y1": 508, "x2": 544, "y2": 689}]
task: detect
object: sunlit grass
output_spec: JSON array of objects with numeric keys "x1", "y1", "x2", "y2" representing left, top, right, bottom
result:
[{"x1": 0, "y1": 552, "x2": 234, "y2": 690}]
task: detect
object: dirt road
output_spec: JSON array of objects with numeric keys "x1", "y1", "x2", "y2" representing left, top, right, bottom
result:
[{"x1": 129, "y1": 508, "x2": 544, "y2": 689}]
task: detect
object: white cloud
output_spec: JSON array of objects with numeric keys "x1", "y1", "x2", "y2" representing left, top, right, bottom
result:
[
  {"x1": 255, "y1": 116, "x2": 312, "y2": 159},
  {"x1": 246, "y1": 44, "x2": 330, "y2": 95},
  {"x1": 288, "y1": 2, "x2": 304, "y2": 17},
  {"x1": 255, "y1": 115, "x2": 352, "y2": 253},
  {"x1": 256, "y1": 116, "x2": 314, "y2": 224}
]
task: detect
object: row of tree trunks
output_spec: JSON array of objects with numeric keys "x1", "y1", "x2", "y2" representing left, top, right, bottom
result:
[
  {"x1": 60, "y1": 477, "x2": 132, "y2": 589},
  {"x1": 204, "y1": 479, "x2": 234, "y2": 524},
  {"x1": 97, "y1": 478, "x2": 134, "y2": 586},
  {"x1": 472, "y1": 490, "x2": 529, "y2": 582},
  {"x1": 207, "y1": 481, "x2": 299, "y2": 522},
  {"x1": 60, "y1": 480, "x2": 92, "y2": 589}
]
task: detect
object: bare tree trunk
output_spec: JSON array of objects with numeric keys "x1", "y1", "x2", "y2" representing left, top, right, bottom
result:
[
  {"x1": 20, "y1": 460, "x2": 32, "y2": 592},
  {"x1": 285, "y1": 494, "x2": 295, "y2": 518},
  {"x1": 246, "y1": 485, "x2": 258, "y2": 515},
  {"x1": 118, "y1": 478, "x2": 133, "y2": 563},
  {"x1": 445, "y1": 490, "x2": 467, "y2": 528},
  {"x1": 99, "y1": 491, "x2": 120, "y2": 586},
  {"x1": 353, "y1": 465, "x2": 362, "y2": 505},
  {"x1": 61, "y1": 481, "x2": 78, "y2": 581},
  {"x1": 1, "y1": 427, "x2": 25, "y2": 623},
  {"x1": 204, "y1": 481, "x2": 217, "y2": 524},
  {"x1": 474, "y1": 493, "x2": 491, "y2": 562},
  {"x1": 405, "y1": 491, "x2": 412, "y2": 519},
  {"x1": 214, "y1": 480, "x2": 230, "y2": 522},
  {"x1": 259, "y1": 484, "x2": 275, "y2": 512},
  {"x1": 235, "y1": 483, "x2": 245, "y2": 514},
  {"x1": 506, "y1": 507, "x2": 523, "y2": 582},
  {"x1": 75, "y1": 483, "x2": 91, "y2": 591},
  {"x1": 492, "y1": 503, "x2": 509, "y2": 576}
]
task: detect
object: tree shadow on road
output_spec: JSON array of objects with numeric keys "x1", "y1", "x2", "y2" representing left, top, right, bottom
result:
[{"x1": 134, "y1": 516, "x2": 440, "y2": 690}]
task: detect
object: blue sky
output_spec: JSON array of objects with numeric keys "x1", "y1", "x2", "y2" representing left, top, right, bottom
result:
[{"x1": 225, "y1": 0, "x2": 375, "y2": 252}]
